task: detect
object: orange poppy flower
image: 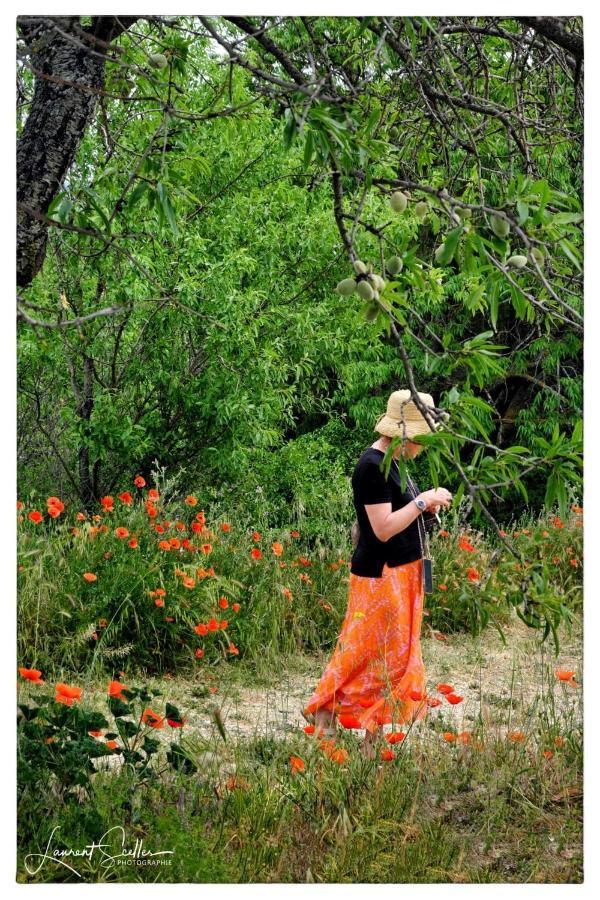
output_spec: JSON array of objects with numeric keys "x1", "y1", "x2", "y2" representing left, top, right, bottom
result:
[
  {"x1": 437, "y1": 683, "x2": 454, "y2": 695},
  {"x1": 232, "y1": 602, "x2": 241, "y2": 613},
  {"x1": 553, "y1": 516, "x2": 564, "y2": 529},
  {"x1": 115, "y1": 526, "x2": 129, "y2": 539},
  {"x1": 141, "y1": 708, "x2": 165, "y2": 729},
  {"x1": 105, "y1": 740, "x2": 119, "y2": 751},
  {"x1": 303, "y1": 725, "x2": 315, "y2": 735},
  {"x1": 221, "y1": 523, "x2": 231, "y2": 532},
  {"x1": 88, "y1": 730, "x2": 103, "y2": 738},
  {"x1": 426, "y1": 698, "x2": 442, "y2": 708},
  {"x1": 443, "y1": 732, "x2": 457, "y2": 742},
  {"x1": 543, "y1": 750, "x2": 554, "y2": 759},
  {"x1": 251, "y1": 547, "x2": 262, "y2": 560},
  {"x1": 128, "y1": 538, "x2": 138, "y2": 549},
  {"x1": 118, "y1": 491, "x2": 133, "y2": 505},
  {"x1": 330, "y1": 748, "x2": 349, "y2": 764},
  {"x1": 459, "y1": 536, "x2": 475, "y2": 552},
  {"x1": 185, "y1": 495, "x2": 197, "y2": 506},
  {"x1": 386, "y1": 732, "x2": 406, "y2": 744},
  {"x1": 100, "y1": 496, "x2": 114, "y2": 511},
  {"x1": 157, "y1": 540, "x2": 170, "y2": 551},
  {"x1": 272, "y1": 541, "x2": 283, "y2": 557},
  {"x1": 167, "y1": 718, "x2": 185, "y2": 728},
  {"x1": 438, "y1": 584, "x2": 448, "y2": 591},
  {"x1": 18, "y1": 667, "x2": 44, "y2": 684},
  {"x1": 147, "y1": 488, "x2": 159, "y2": 502},
  {"x1": 466, "y1": 567, "x2": 480, "y2": 583},
  {"x1": 446, "y1": 693, "x2": 463, "y2": 705},
  {"x1": 381, "y1": 748, "x2": 395, "y2": 761},
  {"x1": 201, "y1": 543, "x2": 212, "y2": 554},
  {"x1": 194, "y1": 623, "x2": 208, "y2": 636},
  {"x1": 83, "y1": 572, "x2": 97, "y2": 583},
  {"x1": 290, "y1": 530, "x2": 300, "y2": 538},
  {"x1": 409, "y1": 690, "x2": 425, "y2": 702},
  {"x1": 108, "y1": 680, "x2": 128, "y2": 700},
  {"x1": 155, "y1": 598, "x2": 165, "y2": 608},
  {"x1": 290, "y1": 755, "x2": 305, "y2": 774},
  {"x1": 182, "y1": 576, "x2": 196, "y2": 589},
  {"x1": 195, "y1": 648, "x2": 204, "y2": 659},
  {"x1": 28, "y1": 510, "x2": 43, "y2": 524},
  {"x1": 252, "y1": 531, "x2": 261, "y2": 542},
  {"x1": 555, "y1": 669, "x2": 576, "y2": 682},
  {"x1": 457, "y1": 731, "x2": 472, "y2": 744},
  {"x1": 508, "y1": 730, "x2": 525, "y2": 742},
  {"x1": 47, "y1": 506, "x2": 62, "y2": 519},
  {"x1": 134, "y1": 475, "x2": 146, "y2": 488},
  {"x1": 169, "y1": 538, "x2": 181, "y2": 550},
  {"x1": 55, "y1": 683, "x2": 82, "y2": 705},
  {"x1": 207, "y1": 618, "x2": 219, "y2": 631},
  {"x1": 439, "y1": 529, "x2": 450, "y2": 538},
  {"x1": 228, "y1": 642, "x2": 239, "y2": 655},
  {"x1": 219, "y1": 597, "x2": 229, "y2": 609}
]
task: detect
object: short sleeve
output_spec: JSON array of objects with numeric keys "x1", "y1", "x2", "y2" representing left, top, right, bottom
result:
[{"x1": 360, "y1": 461, "x2": 393, "y2": 505}]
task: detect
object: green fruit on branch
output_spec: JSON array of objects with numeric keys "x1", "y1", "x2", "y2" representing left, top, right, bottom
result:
[
  {"x1": 434, "y1": 244, "x2": 446, "y2": 264},
  {"x1": 389, "y1": 125, "x2": 399, "y2": 141},
  {"x1": 507, "y1": 254, "x2": 528, "y2": 269},
  {"x1": 335, "y1": 278, "x2": 357, "y2": 296},
  {"x1": 490, "y1": 213, "x2": 510, "y2": 238},
  {"x1": 353, "y1": 259, "x2": 368, "y2": 275},
  {"x1": 414, "y1": 201, "x2": 428, "y2": 220},
  {"x1": 357, "y1": 280, "x2": 375, "y2": 301},
  {"x1": 370, "y1": 274, "x2": 386, "y2": 292},
  {"x1": 456, "y1": 207, "x2": 472, "y2": 220},
  {"x1": 386, "y1": 255, "x2": 403, "y2": 275},
  {"x1": 149, "y1": 53, "x2": 169, "y2": 69},
  {"x1": 389, "y1": 191, "x2": 408, "y2": 213},
  {"x1": 364, "y1": 302, "x2": 380, "y2": 321},
  {"x1": 530, "y1": 247, "x2": 545, "y2": 267}
]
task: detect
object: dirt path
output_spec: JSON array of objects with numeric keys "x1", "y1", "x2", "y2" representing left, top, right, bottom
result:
[{"x1": 87, "y1": 616, "x2": 582, "y2": 760}]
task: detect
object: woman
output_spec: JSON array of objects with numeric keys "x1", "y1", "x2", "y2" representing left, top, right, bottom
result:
[{"x1": 302, "y1": 389, "x2": 453, "y2": 758}]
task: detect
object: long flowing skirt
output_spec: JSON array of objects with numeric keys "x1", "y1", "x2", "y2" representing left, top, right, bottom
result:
[{"x1": 303, "y1": 558, "x2": 427, "y2": 734}]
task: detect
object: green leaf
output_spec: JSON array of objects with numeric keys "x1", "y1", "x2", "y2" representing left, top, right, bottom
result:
[{"x1": 156, "y1": 182, "x2": 179, "y2": 238}]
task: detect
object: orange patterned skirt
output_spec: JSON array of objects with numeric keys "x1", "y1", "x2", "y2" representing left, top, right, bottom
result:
[{"x1": 303, "y1": 558, "x2": 427, "y2": 734}]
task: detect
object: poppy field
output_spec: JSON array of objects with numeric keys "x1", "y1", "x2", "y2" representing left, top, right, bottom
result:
[{"x1": 16, "y1": 478, "x2": 583, "y2": 883}]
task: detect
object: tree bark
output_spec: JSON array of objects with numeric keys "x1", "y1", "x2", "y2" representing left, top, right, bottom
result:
[{"x1": 16, "y1": 15, "x2": 138, "y2": 288}]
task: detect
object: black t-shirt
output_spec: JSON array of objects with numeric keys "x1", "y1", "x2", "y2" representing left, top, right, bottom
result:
[{"x1": 350, "y1": 448, "x2": 428, "y2": 577}]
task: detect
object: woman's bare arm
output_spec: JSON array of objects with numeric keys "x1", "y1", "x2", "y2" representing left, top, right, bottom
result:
[{"x1": 364, "y1": 500, "x2": 423, "y2": 543}]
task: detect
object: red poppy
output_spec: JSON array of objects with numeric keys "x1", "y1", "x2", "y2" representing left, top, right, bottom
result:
[
  {"x1": 437, "y1": 683, "x2": 454, "y2": 695},
  {"x1": 290, "y1": 529, "x2": 300, "y2": 538},
  {"x1": 28, "y1": 510, "x2": 43, "y2": 524},
  {"x1": 426, "y1": 698, "x2": 442, "y2": 708},
  {"x1": 251, "y1": 548, "x2": 262, "y2": 560},
  {"x1": 252, "y1": 531, "x2": 261, "y2": 542},
  {"x1": 118, "y1": 491, "x2": 133, "y2": 505},
  {"x1": 194, "y1": 623, "x2": 208, "y2": 636},
  {"x1": 303, "y1": 725, "x2": 315, "y2": 735},
  {"x1": 438, "y1": 584, "x2": 448, "y2": 591},
  {"x1": 409, "y1": 690, "x2": 425, "y2": 702},
  {"x1": 228, "y1": 642, "x2": 239, "y2": 655},
  {"x1": 147, "y1": 488, "x2": 159, "y2": 502},
  {"x1": 466, "y1": 567, "x2": 480, "y2": 582},
  {"x1": 55, "y1": 683, "x2": 82, "y2": 705},
  {"x1": 141, "y1": 708, "x2": 165, "y2": 729},
  {"x1": 330, "y1": 748, "x2": 349, "y2": 764},
  {"x1": 443, "y1": 732, "x2": 456, "y2": 743},
  {"x1": 221, "y1": 522, "x2": 231, "y2": 532},
  {"x1": 167, "y1": 718, "x2": 185, "y2": 728},
  {"x1": 18, "y1": 667, "x2": 44, "y2": 684},
  {"x1": 134, "y1": 475, "x2": 146, "y2": 488},
  {"x1": 459, "y1": 536, "x2": 475, "y2": 553},
  {"x1": 115, "y1": 526, "x2": 129, "y2": 539},
  {"x1": 290, "y1": 755, "x2": 305, "y2": 774},
  {"x1": 195, "y1": 648, "x2": 204, "y2": 659},
  {"x1": 438, "y1": 529, "x2": 450, "y2": 538},
  {"x1": 508, "y1": 730, "x2": 525, "y2": 742},
  {"x1": 108, "y1": 680, "x2": 128, "y2": 700},
  {"x1": 386, "y1": 732, "x2": 405, "y2": 744},
  {"x1": 380, "y1": 748, "x2": 395, "y2": 761},
  {"x1": 446, "y1": 693, "x2": 464, "y2": 705},
  {"x1": 232, "y1": 603, "x2": 241, "y2": 613},
  {"x1": 219, "y1": 597, "x2": 229, "y2": 609},
  {"x1": 208, "y1": 618, "x2": 219, "y2": 631}
]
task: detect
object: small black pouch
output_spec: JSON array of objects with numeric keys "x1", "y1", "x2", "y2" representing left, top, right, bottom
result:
[{"x1": 423, "y1": 557, "x2": 434, "y2": 594}]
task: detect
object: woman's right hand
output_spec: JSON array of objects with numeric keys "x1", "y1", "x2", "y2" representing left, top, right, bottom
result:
[{"x1": 418, "y1": 487, "x2": 453, "y2": 511}]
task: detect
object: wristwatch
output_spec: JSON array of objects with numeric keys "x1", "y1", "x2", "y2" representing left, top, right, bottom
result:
[{"x1": 413, "y1": 497, "x2": 427, "y2": 513}]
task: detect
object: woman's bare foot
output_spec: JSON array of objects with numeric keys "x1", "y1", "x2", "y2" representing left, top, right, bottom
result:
[{"x1": 314, "y1": 708, "x2": 337, "y2": 738}]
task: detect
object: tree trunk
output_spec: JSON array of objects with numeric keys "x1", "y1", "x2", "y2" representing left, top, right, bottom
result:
[{"x1": 17, "y1": 15, "x2": 138, "y2": 288}]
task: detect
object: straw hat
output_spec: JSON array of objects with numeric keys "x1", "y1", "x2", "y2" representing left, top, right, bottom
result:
[{"x1": 374, "y1": 389, "x2": 445, "y2": 439}]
